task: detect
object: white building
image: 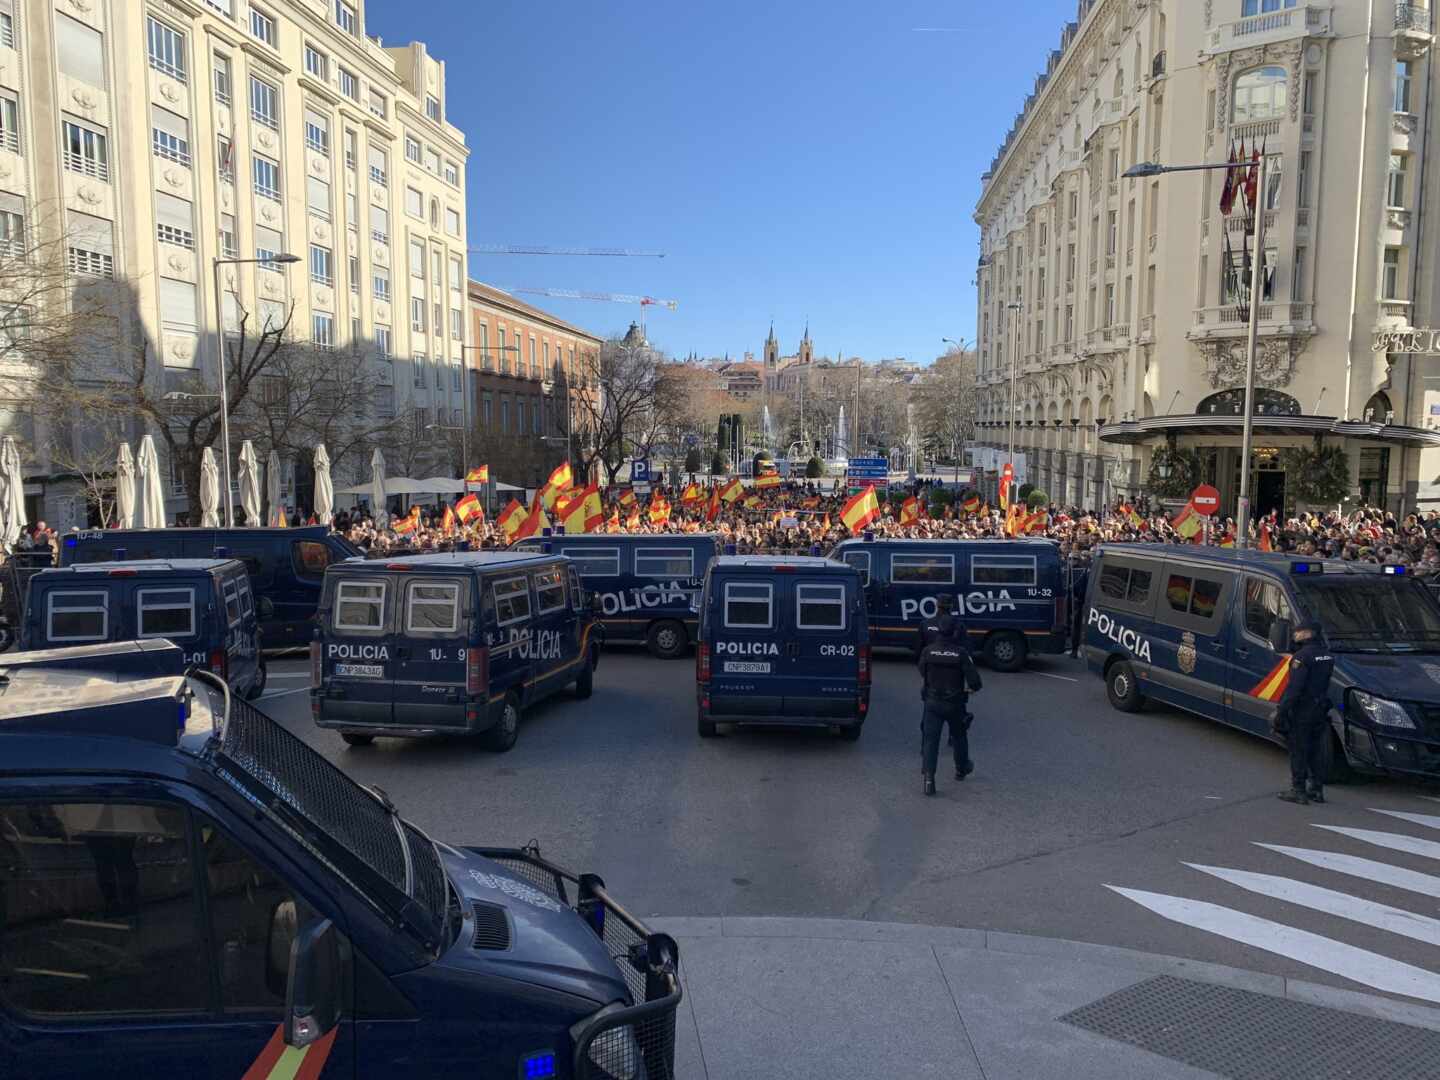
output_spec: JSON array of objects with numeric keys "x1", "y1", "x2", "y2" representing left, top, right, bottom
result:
[
  {"x1": 974, "y1": 0, "x2": 1440, "y2": 515},
  {"x1": 0, "y1": 0, "x2": 468, "y2": 526}
]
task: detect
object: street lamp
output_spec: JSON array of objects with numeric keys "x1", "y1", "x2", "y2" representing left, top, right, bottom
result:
[
  {"x1": 212, "y1": 253, "x2": 300, "y2": 525},
  {"x1": 1123, "y1": 155, "x2": 1275, "y2": 547}
]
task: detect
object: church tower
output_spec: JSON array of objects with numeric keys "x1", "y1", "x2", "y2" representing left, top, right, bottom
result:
[
  {"x1": 798, "y1": 322, "x2": 813, "y2": 366},
  {"x1": 763, "y1": 322, "x2": 779, "y2": 370}
]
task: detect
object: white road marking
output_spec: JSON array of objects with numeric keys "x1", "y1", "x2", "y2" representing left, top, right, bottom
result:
[
  {"x1": 1107, "y1": 885, "x2": 1440, "y2": 1003},
  {"x1": 259, "y1": 687, "x2": 309, "y2": 700},
  {"x1": 1370, "y1": 809, "x2": 1440, "y2": 833},
  {"x1": 1256, "y1": 844, "x2": 1440, "y2": 899},
  {"x1": 1314, "y1": 825, "x2": 1440, "y2": 863},
  {"x1": 1185, "y1": 863, "x2": 1440, "y2": 947},
  {"x1": 1033, "y1": 671, "x2": 1079, "y2": 682}
]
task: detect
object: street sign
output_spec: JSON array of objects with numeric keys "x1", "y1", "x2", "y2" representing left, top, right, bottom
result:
[
  {"x1": 630, "y1": 458, "x2": 650, "y2": 483},
  {"x1": 846, "y1": 456, "x2": 887, "y2": 487},
  {"x1": 1191, "y1": 484, "x2": 1221, "y2": 516},
  {"x1": 632, "y1": 482, "x2": 651, "y2": 496}
]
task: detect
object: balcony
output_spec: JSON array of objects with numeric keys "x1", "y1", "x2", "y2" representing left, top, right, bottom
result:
[
  {"x1": 1396, "y1": 2, "x2": 1433, "y2": 33},
  {"x1": 1231, "y1": 118, "x2": 1282, "y2": 144},
  {"x1": 1202, "y1": 5, "x2": 1332, "y2": 55},
  {"x1": 1191, "y1": 302, "x2": 1315, "y2": 330}
]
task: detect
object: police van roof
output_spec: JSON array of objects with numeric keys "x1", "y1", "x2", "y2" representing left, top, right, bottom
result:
[
  {"x1": 336, "y1": 550, "x2": 561, "y2": 571},
  {"x1": 37, "y1": 558, "x2": 240, "y2": 575},
  {"x1": 1097, "y1": 542, "x2": 1408, "y2": 576},
  {"x1": 66, "y1": 525, "x2": 332, "y2": 539},
  {"x1": 834, "y1": 536, "x2": 1059, "y2": 547},
  {"x1": 546, "y1": 532, "x2": 722, "y2": 542},
  {"x1": 712, "y1": 554, "x2": 853, "y2": 572}
]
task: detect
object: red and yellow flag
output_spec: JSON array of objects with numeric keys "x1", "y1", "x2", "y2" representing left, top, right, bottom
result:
[
  {"x1": 465, "y1": 465, "x2": 489, "y2": 484},
  {"x1": 755, "y1": 472, "x2": 781, "y2": 490},
  {"x1": 999, "y1": 462, "x2": 1014, "y2": 511},
  {"x1": 1120, "y1": 503, "x2": 1144, "y2": 528},
  {"x1": 605, "y1": 508, "x2": 621, "y2": 532},
  {"x1": 1172, "y1": 501, "x2": 1203, "y2": 542},
  {"x1": 512, "y1": 499, "x2": 549, "y2": 543},
  {"x1": 561, "y1": 483, "x2": 603, "y2": 534},
  {"x1": 455, "y1": 492, "x2": 483, "y2": 524},
  {"x1": 648, "y1": 494, "x2": 672, "y2": 526},
  {"x1": 1258, "y1": 523, "x2": 1274, "y2": 552},
  {"x1": 441, "y1": 504, "x2": 456, "y2": 536},
  {"x1": 680, "y1": 482, "x2": 702, "y2": 503},
  {"x1": 392, "y1": 506, "x2": 420, "y2": 535},
  {"x1": 539, "y1": 461, "x2": 573, "y2": 509},
  {"x1": 840, "y1": 485, "x2": 880, "y2": 536},
  {"x1": 718, "y1": 476, "x2": 744, "y2": 503},
  {"x1": 625, "y1": 506, "x2": 642, "y2": 530},
  {"x1": 1004, "y1": 501, "x2": 1024, "y2": 538},
  {"x1": 1025, "y1": 509, "x2": 1049, "y2": 535},
  {"x1": 276, "y1": 507, "x2": 289, "y2": 529},
  {"x1": 496, "y1": 498, "x2": 525, "y2": 542},
  {"x1": 743, "y1": 492, "x2": 761, "y2": 509},
  {"x1": 899, "y1": 496, "x2": 921, "y2": 527},
  {"x1": 618, "y1": 488, "x2": 637, "y2": 508},
  {"x1": 962, "y1": 493, "x2": 981, "y2": 515},
  {"x1": 706, "y1": 485, "x2": 722, "y2": 522}
]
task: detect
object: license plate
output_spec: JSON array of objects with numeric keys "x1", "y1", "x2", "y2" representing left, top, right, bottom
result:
[
  {"x1": 724, "y1": 660, "x2": 770, "y2": 674},
  {"x1": 335, "y1": 663, "x2": 383, "y2": 678}
]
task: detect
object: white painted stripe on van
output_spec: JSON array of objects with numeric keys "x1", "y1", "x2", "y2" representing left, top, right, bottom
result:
[
  {"x1": 1314, "y1": 826, "x2": 1440, "y2": 863},
  {"x1": 1185, "y1": 863, "x2": 1440, "y2": 947},
  {"x1": 1257, "y1": 844, "x2": 1440, "y2": 899},
  {"x1": 1370, "y1": 809, "x2": 1440, "y2": 833},
  {"x1": 1106, "y1": 885, "x2": 1440, "y2": 1003}
]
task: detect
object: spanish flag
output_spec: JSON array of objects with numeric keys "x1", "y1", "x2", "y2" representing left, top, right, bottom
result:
[
  {"x1": 512, "y1": 499, "x2": 549, "y2": 543},
  {"x1": 719, "y1": 476, "x2": 744, "y2": 503},
  {"x1": 441, "y1": 504, "x2": 456, "y2": 536},
  {"x1": 1250, "y1": 655, "x2": 1293, "y2": 701},
  {"x1": 562, "y1": 483, "x2": 603, "y2": 534},
  {"x1": 680, "y1": 482, "x2": 702, "y2": 503},
  {"x1": 392, "y1": 506, "x2": 420, "y2": 536},
  {"x1": 540, "y1": 461, "x2": 573, "y2": 509},
  {"x1": 999, "y1": 462, "x2": 1014, "y2": 511},
  {"x1": 743, "y1": 493, "x2": 761, "y2": 509},
  {"x1": 962, "y1": 493, "x2": 981, "y2": 515},
  {"x1": 625, "y1": 506, "x2": 641, "y2": 530},
  {"x1": 618, "y1": 488, "x2": 636, "y2": 508},
  {"x1": 466, "y1": 465, "x2": 489, "y2": 485},
  {"x1": 1172, "y1": 501, "x2": 1203, "y2": 542},
  {"x1": 648, "y1": 494, "x2": 672, "y2": 526},
  {"x1": 755, "y1": 472, "x2": 781, "y2": 490},
  {"x1": 706, "y1": 485, "x2": 723, "y2": 522},
  {"x1": 899, "y1": 496, "x2": 922, "y2": 527},
  {"x1": 1004, "y1": 501, "x2": 1024, "y2": 538},
  {"x1": 1258, "y1": 523, "x2": 1274, "y2": 552},
  {"x1": 276, "y1": 507, "x2": 288, "y2": 529},
  {"x1": 605, "y1": 508, "x2": 620, "y2": 532},
  {"x1": 1120, "y1": 503, "x2": 1144, "y2": 528},
  {"x1": 840, "y1": 485, "x2": 880, "y2": 536},
  {"x1": 496, "y1": 498, "x2": 525, "y2": 542},
  {"x1": 455, "y1": 492, "x2": 483, "y2": 524},
  {"x1": 1025, "y1": 509, "x2": 1049, "y2": 535}
]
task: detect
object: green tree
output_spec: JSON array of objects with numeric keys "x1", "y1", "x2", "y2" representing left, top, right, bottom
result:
[
  {"x1": 805, "y1": 456, "x2": 824, "y2": 479},
  {"x1": 710, "y1": 452, "x2": 728, "y2": 475},
  {"x1": 684, "y1": 447, "x2": 702, "y2": 475}
]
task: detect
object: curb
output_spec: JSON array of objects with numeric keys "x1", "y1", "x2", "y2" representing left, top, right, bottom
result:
[{"x1": 650, "y1": 915, "x2": 1440, "y2": 1033}]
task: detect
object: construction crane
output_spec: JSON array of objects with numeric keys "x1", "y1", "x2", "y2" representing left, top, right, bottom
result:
[
  {"x1": 510, "y1": 287, "x2": 679, "y2": 312},
  {"x1": 469, "y1": 245, "x2": 666, "y2": 258}
]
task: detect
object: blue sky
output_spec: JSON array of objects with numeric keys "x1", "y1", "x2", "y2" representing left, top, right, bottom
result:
[{"x1": 367, "y1": 0, "x2": 1070, "y2": 366}]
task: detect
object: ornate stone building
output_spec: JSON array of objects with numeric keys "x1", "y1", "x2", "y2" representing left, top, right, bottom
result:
[{"x1": 974, "y1": 0, "x2": 1440, "y2": 514}]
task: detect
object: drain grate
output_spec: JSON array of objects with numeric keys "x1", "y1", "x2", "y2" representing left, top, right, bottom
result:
[{"x1": 1060, "y1": 974, "x2": 1440, "y2": 1080}]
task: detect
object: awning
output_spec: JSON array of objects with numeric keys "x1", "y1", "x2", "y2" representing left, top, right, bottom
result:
[
  {"x1": 335, "y1": 476, "x2": 527, "y2": 496},
  {"x1": 1098, "y1": 414, "x2": 1440, "y2": 449}
]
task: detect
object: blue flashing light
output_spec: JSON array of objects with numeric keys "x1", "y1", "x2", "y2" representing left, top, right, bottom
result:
[
  {"x1": 113, "y1": 547, "x2": 127, "y2": 561},
  {"x1": 1291, "y1": 562, "x2": 1314, "y2": 574},
  {"x1": 214, "y1": 546, "x2": 230, "y2": 558},
  {"x1": 1385, "y1": 564, "x2": 1407, "y2": 575},
  {"x1": 521, "y1": 1051, "x2": 557, "y2": 1079},
  {"x1": 64, "y1": 535, "x2": 76, "y2": 548},
  {"x1": 724, "y1": 544, "x2": 737, "y2": 556}
]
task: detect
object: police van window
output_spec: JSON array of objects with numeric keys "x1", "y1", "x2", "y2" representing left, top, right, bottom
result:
[
  {"x1": 534, "y1": 567, "x2": 567, "y2": 614},
  {"x1": 0, "y1": 802, "x2": 207, "y2": 1016},
  {"x1": 137, "y1": 587, "x2": 196, "y2": 638},
  {"x1": 723, "y1": 581, "x2": 772, "y2": 628},
  {"x1": 1243, "y1": 577, "x2": 1292, "y2": 643},
  {"x1": 236, "y1": 575, "x2": 254, "y2": 617},
  {"x1": 228, "y1": 546, "x2": 272, "y2": 586},
  {"x1": 567, "y1": 566, "x2": 584, "y2": 609},
  {"x1": 335, "y1": 580, "x2": 386, "y2": 630},
  {"x1": 797, "y1": 583, "x2": 847, "y2": 630},
  {"x1": 1098, "y1": 563, "x2": 1153, "y2": 605},
  {"x1": 47, "y1": 590, "x2": 108, "y2": 642},
  {"x1": 559, "y1": 546, "x2": 620, "y2": 577},
  {"x1": 972, "y1": 555, "x2": 1037, "y2": 586},
  {"x1": 635, "y1": 547, "x2": 694, "y2": 578},
  {"x1": 891, "y1": 554, "x2": 954, "y2": 585},
  {"x1": 222, "y1": 579, "x2": 242, "y2": 626},
  {"x1": 840, "y1": 550, "x2": 870, "y2": 587},
  {"x1": 406, "y1": 582, "x2": 460, "y2": 633},
  {"x1": 1166, "y1": 573, "x2": 1224, "y2": 620},
  {"x1": 292, "y1": 540, "x2": 333, "y2": 578},
  {"x1": 493, "y1": 575, "x2": 532, "y2": 626}
]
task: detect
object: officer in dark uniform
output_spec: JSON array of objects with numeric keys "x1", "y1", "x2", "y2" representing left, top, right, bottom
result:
[
  {"x1": 1272, "y1": 620, "x2": 1335, "y2": 805},
  {"x1": 1069, "y1": 557, "x2": 1090, "y2": 658},
  {"x1": 919, "y1": 594, "x2": 956, "y2": 657},
  {"x1": 918, "y1": 617, "x2": 983, "y2": 796}
]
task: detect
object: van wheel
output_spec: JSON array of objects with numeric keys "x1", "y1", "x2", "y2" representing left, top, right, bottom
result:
[
  {"x1": 341, "y1": 733, "x2": 374, "y2": 747},
  {"x1": 1107, "y1": 661, "x2": 1146, "y2": 713},
  {"x1": 574, "y1": 654, "x2": 594, "y2": 699},
  {"x1": 244, "y1": 660, "x2": 268, "y2": 701},
  {"x1": 485, "y1": 692, "x2": 521, "y2": 752},
  {"x1": 698, "y1": 713, "x2": 717, "y2": 738},
  {"x1": 648, "y1": 620, "x2": 688, "y2": 659},
  {"x1": 984, "y1": 632, "x2": 1026, "y2": 672}
]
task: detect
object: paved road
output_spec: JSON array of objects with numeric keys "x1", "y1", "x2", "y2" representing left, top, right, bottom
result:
[{"x1": 262, "y1": 644, "x2": 1440, "y2": 1007}]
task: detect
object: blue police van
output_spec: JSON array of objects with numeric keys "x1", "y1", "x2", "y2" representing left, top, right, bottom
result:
[
  {"x1": 313, "y1": 551, "x2": 600, "y2": 750},
  {"x1": 514, "y1": 533, "x2": 721, "y2": 658},
  {"x1": 61, "y1": 527, "x2": 360, "y2": 648},
  {"x1": 1084, "y1": 543, "x2": 1440, "y2": 781},
  {"x1": 828, "y1": 536, "x2": 1068, "y2": 670},
  {"x1": 0, "y1": 643, "x2": 681, "y2": 1079},
  {"x1": 695, "y1": 555, "x2": 870, "y2": 739},
  {"x1": 20, "y1": 559, "x2": 266, "y2": 700}
]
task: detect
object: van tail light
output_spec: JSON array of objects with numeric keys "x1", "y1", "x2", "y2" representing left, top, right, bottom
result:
[
  {"x1": 467, "y1": 646, "x2": 489, "y2": 696},
  {"x1": 209, "y1": 648, "x2": 228, "y2": 680},
  {"x1": 310, "y1": 641, "x2": 321, "y2": 686},
  {"x1": 858, "y1": 645, "x2": 871, "y2": 686},
  {"x1": 697, "y1": 642, "x2": 710, "y2": 682}
]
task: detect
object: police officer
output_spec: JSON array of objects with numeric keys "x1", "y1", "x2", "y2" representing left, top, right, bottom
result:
[
  {"x1": 918, "y1": 595, "x2": 956, "y2": 660},
  {"x1": 1069, "y1": 555, "x2": 1090, "y2": 658},
  {"x1": 1273, "y1": 620, "x2": 1335, "y2": 805},
  {"x1": 918, "y1": 616, "x2": 983, "y2": 796}
]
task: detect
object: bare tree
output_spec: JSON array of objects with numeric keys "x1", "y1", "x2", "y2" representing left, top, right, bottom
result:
[
  {"x1": 571, "y1": 336, "x2": 670, "y2": 484},
  {"x1": 913, "y1": 347, "x2": 979, "y2": 465}
]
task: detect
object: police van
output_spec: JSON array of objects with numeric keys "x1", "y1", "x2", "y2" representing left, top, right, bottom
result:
[
  {"x1": 695, "y1": 555, "x2": 870, "y2": 739},
  {"x1": 828, "y1": 537, "x2": 1068, "y2": 670},
  {"x1": 1084, "y1": 543, "x2": 1440, "y2": 781},
  {"x1": 514, "y1": 533, "x2": 721, "y2": 658},
  {"x1": 313, "y1": 551, "x2": 599, "y2": 750},
  {"x1": 61, "y1": 526, "x2": 360, "y2": 647},
  {"x1": 20, "y1": 559, "x2": 266, "y2": 699},
  {"x1": 0, "y1": 643, "x2": 681, "y2": 1080}
]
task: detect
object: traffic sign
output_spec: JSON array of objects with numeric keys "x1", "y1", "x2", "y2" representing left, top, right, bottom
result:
[
  {"x1": 630, "y1": 458, "x2": 650, "y2": 483},
  {"x1": 846, "y1": 456, "x2": 888, "y2": 485},
  {"x1": 1191, "y1": 484, "x2": 1221, "y2": 516}
]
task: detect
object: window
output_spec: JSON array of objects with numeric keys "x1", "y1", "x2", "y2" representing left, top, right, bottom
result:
[
  {"x1": 481, "y1": 392, "x2": 492, "y2": 425},
  {"x1": 339, "y1": 67, "x2": 358, "y2": 101},
  {"x1": 56, "y1": 14, "x2": 105, "y2": 87},
  {"x1": 217, "y1": 135, "x2": 235, "y2": 182},
  {"x1": 426, "y1": 95, "x2": 441, "y2": 122},
  {"x1": 411, "y1": 297, "x2": 426, "y2": 333},
  {"x1": 1396, "y1": 59, "x2": 1415, "y2": 113},
  {"x1": 891, "y1": 554, "x2": 954, "y2": 585},
  {"x1": 444, "y1": 160, "x2": 459, "y2": 185},
  {"x1": 335, "y1": 580, "x2": 386, "y2": 629},
  {"x1": 1105, "y1": 283, "x2": 1117, "y2": 325},
  {"x1": 254, "y1": 224, "x2": 283, "y2": 269},
  {"x1": 1384, "y1": 247, "x2": 1402, "y2": 300},
  {"x1": 370, "y1": 204, "x2": 389, "y2": 244},
  {"x1": 304, "y1": 43, "x2": 328, "y2": 80},
  {"x1": 369, "y1": 89, "x2": 387, "y2": 119},
  {"x1": 405, "y1": 135, "x2": 421, "y2": 163},
  {"x1": 368, "y1": 146, "x2": 387, "y2": 186},
  {"x1": 425, "y1": 147, "x2": 441, "y2": 175},
  {"x1": 840, "y1": 550, "x2": 870, "y2": 586},
  {"x1": 1106, "y1": 210, "x2": 1117, "y2": 254},
  {"x1": 249, "y1": 6, "x2": 276, "y2": 47},
  {"x1": 46, "y1": 589, "x2": 107, "y2": 641},
  {"x1": 1232, "y1": 66, "x2": 1288, "y2": 122},
  {"x1": 219, "y1": 213, "x2": 237, "y2": 259},
  {"x1": 534, "y1": 568, "x2": 567, "y2": 614},
  {"x1": 405, "y1": 186, "x2": 424, "y2": 218},
  {"x1": 310, "y1": 244, "x2": 333, "y2": 285},
  {"x1": 159, "y1": 278, "x2": 197, "y2": 332},
  {"x1": 152, "y1": 107, "x2": 190, "y2": 166},
  {"x1": 1303, "y1": 71, "x2": 1316, "y2": 115},
  {"x1": 493, "y1": 575, "x2": 531, "y2": 626},
  {"x1": 155, "y1": 192, "x2": 194, "y2": 250},
  {"x1": 1097, "y1": 562, "x2": 1152, "y2": 606},
  {"x1": 304, "y1": 109, "x2": 329, "y2": 155},
  {"x1": 346, "y1": 191, "x2": 358, "y2": 227},
  {"x1": 1388, "y1": 154, "x2": 1408, "y2": 208},
  {"x1": 406, "y1": 581, "x2": 460, "y2": 631},
  {"x1": 67, "y1": 212, "x2": 113, "y2": 278},
  {"x1": 313, "y1": 313, "x2": 335, "y2": 350},
  {"x1": 336, "y1": 1, "x2": 357, "y2": 33},
  {"x1": 307, "y1": 175, "x2": 330, "y2": 220},
  {"x1": 1291, "y1": 246, "x2": 1306, "y2": 302},
  {"x1": 500, "y1": 397, "x2": 509, "y2": 432},
  {"x1": 1263, "y1": 154, "x2": 1282, "y2": 210},
  {"x1": 452, "y1": 364, "x2": 462, "y2": 390},
  {"x1": 559, "y1": 546, "x2": 620, "y2": 577},
  {"x1": 344, "y1": 128, "x2": 357, "y2": 170},
  {"x1": 972, "y1": 555, "x2": 1037, "y2": 586},
  {"x1": 451, "y1": 308, "x2": 463, "y2": 339},
  {"x1": 373, "y1": 270, "x2": 390, "y2": 300},
  {"x1": 445, "y1": 207, "x2": 461, "y2": 237},
  {"x1": 147, "y1": 17, "x2": 187, "y2": 82},
  {"x1": 62, "y1": 118, "x2": 108, "y2": 181},
  {"x1": 138, "y1": 587, "x2": 195, "y2": 637},
  {"x1": 0, "y1": 802, "x2": 205, "y2": 1016},
  {"x1": 1297, "y1": 150, "x2": 1311, "y2": 209},
  {"x1": 249, "y1": 76, "x2": 278, "y2": 129},
  {"x1": 797, "y1": 584, "x2": 846, "y2": 630},
  {"x1": 252, "y1": 155, "x2": 280, "y2": 200},
  {"x1": 1165, "y1": 572, "x2": 1223, "y2": 620},
  {"x1": 1243, "y1": 577, "x2": 1293, "y2": 644},
  {"x1": 375, "y1": 325, "x2": 391, "y2": 356},
  {"x1": 723, "y1": 581, "x2": 772, "y2": 629},
  {"x1": 213, "y1": 53, "x2": 232, "y2": 105},
  {"x1": 348, "y1": 254, "x2": 358, "y2": 292},
  {"x1": 1242, "y1": 0, "x2": 1298, "y2": 13}
]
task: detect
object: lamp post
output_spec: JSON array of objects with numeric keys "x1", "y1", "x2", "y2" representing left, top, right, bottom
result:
[
  {"x1": 1124, "y1": 155, "x2": 1275, "y2": 547},
  {"x1": 212, "y1": 253, "x2": 300, "y2": 526}
]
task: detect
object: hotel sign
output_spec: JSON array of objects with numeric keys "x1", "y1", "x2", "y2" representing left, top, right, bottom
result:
[{"x1": 1374, "y1": 328, "x2": 1440, "y2": 355}]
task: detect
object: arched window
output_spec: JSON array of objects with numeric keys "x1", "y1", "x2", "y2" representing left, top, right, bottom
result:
[
  {"x1": 1233, "y1": 66, "x2": 1288, "y2": 122},
  {"x1": 1363, "y1": 391, "x2": 1394, "y2": 424},
  {"x1": 1197, "y1": 388, "x2": 1301, "y2": 416}
]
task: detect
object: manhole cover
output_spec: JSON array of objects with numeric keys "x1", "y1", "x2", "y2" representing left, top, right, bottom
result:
[{"x1": 1061, "y1": 974, "x2": 1440, "y2": 1080}]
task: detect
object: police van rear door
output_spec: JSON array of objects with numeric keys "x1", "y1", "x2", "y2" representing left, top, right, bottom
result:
[
  {"x1": 783, "y1": 573, "x2": 859, "y2": 717},
  {"x1": 710, "y1": 573, "x2": 784, "y2": 716},
  {"x1": 392, "y1": 574, "x2": 470, "y2": 729},
  {"x1": 325, "y1": 570, "x2": 396, "y2": 724}
]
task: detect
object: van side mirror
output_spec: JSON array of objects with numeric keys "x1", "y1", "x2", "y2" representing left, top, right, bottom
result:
[
  {"x1": 257, "y1": 597, "x2": 276, "y2": 619},
  {"x1": 1269, "y1": 617, "x2": 1293, "y2": 653},
  {"x1": 282, "y1": 915, "x2": 343, "y2": 1049}
]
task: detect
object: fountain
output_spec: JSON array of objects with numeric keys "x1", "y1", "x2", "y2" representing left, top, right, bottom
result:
[
  {"x1": 762, "y1": 405, "x2": 774, "y2": 449},
  {"x1": 834, "y1": 406, "x2": 848, "y2": 460}
]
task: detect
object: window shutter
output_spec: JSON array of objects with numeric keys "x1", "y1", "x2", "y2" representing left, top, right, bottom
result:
[
  {"x1": 408, "y1": 239, "x2": 425, "y2": 276},
  {"x1": 155, "y1": 192, "x2": 192, "y2": 231},
  {"x1": 0, "y1": 191, "x2": 23, "y2": 216},
  {"x1": 405, "y1": 187, "x2": 422, "y2": 217},
  {"x1": 304, "y1": 108, "x2": 328, "y2": 135},
  {"x1": 151, "y1": 106, "x2": 189, "y2": 141},
  {"x1": 259, "y1": 299, "x2": 287, "y2": 333},
  {"x1": 367, "y1": 145, "x2": 386, "y2": 172},
  {"x1": 307, "y1": 175, "x2": 330, "y2": 215},
  {"x1": 68, "y1": 212, "x2": 113, "y2": 256},
  {"x1": 56, "y1": 14, "x2": 105, "y2": 87},
  {"x1": 369, "y1": 204, "x2": 387, "y2": 232},
  {"x1": 159, "y1": 278, "x2": 197, "y2": 331},
  {"x1": 255, "y1": 225, "x2": 283, "y2": 253}
]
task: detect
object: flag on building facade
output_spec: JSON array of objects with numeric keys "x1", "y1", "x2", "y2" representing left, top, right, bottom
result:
[
  {"x1": 1219, "y1": 139, "x2": 1239, "y2": 216},
  {"x1": 840, "y1": 485, "x2": 880, "y2": 536}
]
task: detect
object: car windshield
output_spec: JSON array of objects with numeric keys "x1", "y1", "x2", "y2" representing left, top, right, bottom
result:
[{"x1": 1292, "y1": 576, "x2": 1440, "y2": 652}]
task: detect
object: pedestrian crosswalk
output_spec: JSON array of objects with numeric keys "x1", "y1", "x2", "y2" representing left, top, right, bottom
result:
[{"x1": 1107, "y1": 801, "x2": 1440, "y2": 1005}]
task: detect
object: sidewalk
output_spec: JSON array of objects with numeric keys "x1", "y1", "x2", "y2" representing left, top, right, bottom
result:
[{"x1": 651, "y1": 917, "x2": 1440, "y2": 1080}]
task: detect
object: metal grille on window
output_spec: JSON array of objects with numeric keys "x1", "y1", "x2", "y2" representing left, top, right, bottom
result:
[
  {"x1": 0, "y1": 192, "x2": 24, "y2": 258},
  {"x1": 0, "y1": 95, "x2": 19, "y2": 155},
  {"x1": 152, "y1": 106, "x2": 190, "y2": 167},
  {"x1": 67, "y1": 211, "x2": 113, "y2": 278},
  {"x1": 155, "y1": 192, "x2": 195, "y2": 250},
  {"x1": 147, "y1": 17, "x2": 187, "y2": 82},
  {"x1": 304, "y1": 108, "x2": 329, "y2": 156},
  {"x1": 62, "y1": 118, "x2": 108, "y2": 181},
  {"x1": 368, "y1": 146, "x2": 387, "y2": 186}
]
